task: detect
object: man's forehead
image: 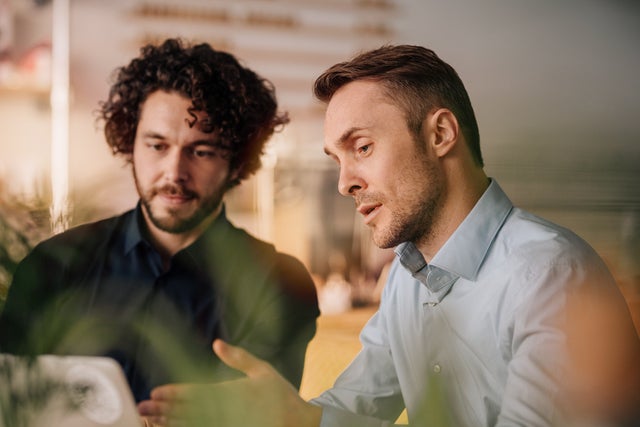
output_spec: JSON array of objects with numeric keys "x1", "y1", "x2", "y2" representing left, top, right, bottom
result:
[{"x1": 323, "y1": 84, "x2": 393, "y2": 141}]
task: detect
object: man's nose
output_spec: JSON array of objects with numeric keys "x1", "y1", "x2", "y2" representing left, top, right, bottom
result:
[
  {"x1": 337, "y1": 164, "x2": 364, "y2": 196},
  {"x1": 164, "y1": 150, "x2": 189, "y2": 182}
]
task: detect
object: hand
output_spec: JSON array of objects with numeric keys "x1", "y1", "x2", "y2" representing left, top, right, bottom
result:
[
  {"x1": 138, "y1": 384, "x2": 200, "y2": 427},
  {"x1": 140, "y1": 416, "x2": 164, "y2": 427},
  {"x1": 137, "y1": 339, "x2": 323, "y2": 427}
]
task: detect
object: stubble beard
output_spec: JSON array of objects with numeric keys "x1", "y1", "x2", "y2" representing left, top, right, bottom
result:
[
  {"x1": 134, "y1": 173, "x2": 226, "y2": 235},
  {"x1": 371, "y1": 194, "x2": 441, "y2": 250},
  {"x1": 370, "y1": 155, "x2": 444, "y2": 250}
]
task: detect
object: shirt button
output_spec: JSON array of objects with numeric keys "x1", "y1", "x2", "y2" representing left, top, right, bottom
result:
[{"x1": 433, "y1": 363, "x2": 441, "y2": 374}]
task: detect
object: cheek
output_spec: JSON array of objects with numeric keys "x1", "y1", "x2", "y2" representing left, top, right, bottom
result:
[
  {"x1": 132, "y1": 155, "x2": 148, "y2": 176},
  {"x1": 132, "y1": 154, "x2": 158, "y2": 185},
  {"x1": 197, "y1": 165, "x2": 232, "y2": 189},
  {"x1": 388, "y1": 158, "x2": 429, "y2": 198}
]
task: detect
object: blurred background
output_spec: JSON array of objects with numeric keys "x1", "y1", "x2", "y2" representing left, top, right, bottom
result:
[{"x1": 1, "y1": 0, "x2": 639, "y2": 394}]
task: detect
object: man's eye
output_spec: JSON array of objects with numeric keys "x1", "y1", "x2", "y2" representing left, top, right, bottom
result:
[
  {"x1": 149, "y1": 143, "x2": 166, "y2": 152},
  {"x1": 358, "y1": 144, "x2": 371, "y2": 154},
  {"x1": 193, "y1": 148, "x2": 216, "y2": 158}
]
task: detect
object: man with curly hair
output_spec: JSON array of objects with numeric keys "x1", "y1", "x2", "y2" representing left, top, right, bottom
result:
[{"x1": 0, "y1": 38, "x2": 319, "y2": 403}]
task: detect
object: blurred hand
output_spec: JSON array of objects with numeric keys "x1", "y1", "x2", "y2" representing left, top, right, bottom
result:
[
  {"x1": 137, "y1": 339, "x2": 323, "y2": 427},
  {"x1": 140, "y1": 416, "x2": 165, "y2": 427}
]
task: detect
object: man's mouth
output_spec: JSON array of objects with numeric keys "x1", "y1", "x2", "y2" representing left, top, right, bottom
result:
[
  {"x1": 357, "y1": 203, "x2": 382, "y2": 224},
  {"x1": 156, "y1": 186, "x2": 196, "y2": 204}
]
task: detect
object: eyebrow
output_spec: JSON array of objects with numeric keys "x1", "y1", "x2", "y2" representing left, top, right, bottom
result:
[
  {"x1": 141, "y1": 131, "x2": 165, "y2": 140},
  {"x1": 140, "y1": 131, "x2": 221, "y2": 147},
  {"x1": 324, "y1": 126, "x2": 363, "y2": 156}
]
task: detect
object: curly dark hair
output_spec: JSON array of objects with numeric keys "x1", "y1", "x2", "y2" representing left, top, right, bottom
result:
[
  {"x1": 98, "y1": 38, "x2": 289, "y2": 187},
  {"x1": 314, "y1": 45, "x2": 483, "y2": 167}
]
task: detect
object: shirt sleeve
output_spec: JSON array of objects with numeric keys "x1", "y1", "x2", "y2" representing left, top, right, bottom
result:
[
  {"x1": 314, "y1": 404, "x2": 396, "y2": 427},
  {"x1": 265, "y1": 253, "x2": 320, "y2": 389},
  {"x1": 218, "y1": 248, "x2": 319, "y2": 390},
  {"x1": 0, "y1": 243, "x2": 64, "y2": 354},
  {"x1": 494, "y1": 260, "x2": 568, "y2": 426},
  {"x1": 495, "y1": 251, "x2": 622, "y2": 426},
  {"x1": 310, "y1": 297, "x2": 405, "y2": 426}
]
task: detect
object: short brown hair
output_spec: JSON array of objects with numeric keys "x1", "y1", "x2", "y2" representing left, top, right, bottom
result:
[{"x1": 314, "y1": 45, "x2": 482, "y2": 166}]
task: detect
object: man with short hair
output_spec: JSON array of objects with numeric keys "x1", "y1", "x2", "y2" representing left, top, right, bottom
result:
[{"x1": 139, "y1": 44, "x2": 639, "y2": 427}]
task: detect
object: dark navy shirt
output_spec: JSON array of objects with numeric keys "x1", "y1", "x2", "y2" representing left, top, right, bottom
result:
[{"x1": 0, "y1": 204, "x2": 319, "y2": 402}]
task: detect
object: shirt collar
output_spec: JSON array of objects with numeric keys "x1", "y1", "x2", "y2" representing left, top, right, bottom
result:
[
  {"x1": 395, "y1": 179, "x2": 513, "y2": 302},
  {"x1": 123, "y1": 202, "x2": 231, "y2": 256},
  {"x1": 431, "y1": 179, "x2": 513, "y2": 281},
  {"x1": 123, "y1": 203, "x2": 147, "y2": 255}
]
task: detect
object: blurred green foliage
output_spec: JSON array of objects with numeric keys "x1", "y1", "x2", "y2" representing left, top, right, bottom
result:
[{"x1": 0, "y1": 185, "x2": 51, "y2": 312}]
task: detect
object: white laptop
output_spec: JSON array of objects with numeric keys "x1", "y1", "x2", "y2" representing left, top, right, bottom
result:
[{"x1": 0, "y1": 354, "x2": 142, "y2": 427}]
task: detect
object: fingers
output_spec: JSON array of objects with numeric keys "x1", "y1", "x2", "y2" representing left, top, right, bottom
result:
[
  {"x1": 140, "y1": 416, "x2": 168, "y2": 427},
  {"x1": 213, "y1": 339, "x2": 274, "y2": 378},
  {"x1": 149, "y1": 384, "x2": 190, "y2": 401},
  {"x1": 138, "y1": 384, "x2": 191, "y2": 423},
  {"x1": 138, "y1": 399, "x2": 171, "y2": 421}
]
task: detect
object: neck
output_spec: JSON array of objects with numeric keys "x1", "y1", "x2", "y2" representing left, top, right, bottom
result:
[
  {"x1": 416, "y1": 166, "x2": 489, "y2": 262},
  {"x1": 143, "y1": 205, "x2": 222, "y2": 270}
]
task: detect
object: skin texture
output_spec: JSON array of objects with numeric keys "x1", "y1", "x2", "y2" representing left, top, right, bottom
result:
[{"x1": 132, "y1": 90, "x2": 238, "y2": 265}]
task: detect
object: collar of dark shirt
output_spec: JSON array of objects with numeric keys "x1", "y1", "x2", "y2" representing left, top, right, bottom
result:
[{"x1": 123, "y1": 202, "x2": 231, "y2": 259}]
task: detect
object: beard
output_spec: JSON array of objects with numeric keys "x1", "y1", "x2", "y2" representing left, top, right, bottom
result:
[
  {"x1": 134, "y1": 173, "x2": 227, "y2": 235},
  {"x1": 364, "y1": 154, "x2": 444, "y2": 250},
  {"x1": 364, "y1": 191, "x2": 442, "y2": 250}
]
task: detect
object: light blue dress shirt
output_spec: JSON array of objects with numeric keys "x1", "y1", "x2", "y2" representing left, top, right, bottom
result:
[{"x1": 311, "y1": 179, "x2": 619, "y2": 427}]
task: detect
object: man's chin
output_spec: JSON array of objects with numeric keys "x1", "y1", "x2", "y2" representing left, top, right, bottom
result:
[
  {"x1": 148, "y1": 211, "x2": 199, "y2": 234},
  {"x1": 371, "y1": 232, "x2": 394, "y2": 250},
  {"x1": 143, "y1": 198, "x2": 221, "y2": 234},
  {"x1": 371, "y1": 227, "x2": 405, "y2": 250}
]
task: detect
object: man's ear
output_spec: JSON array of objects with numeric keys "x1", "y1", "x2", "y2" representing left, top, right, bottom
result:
[
  {"x1": 427, "y1": 108, "x2": 459, "y2": 158},
  {"x1": 229, "y1": 166, "x2": 241, "y2": 183}
]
